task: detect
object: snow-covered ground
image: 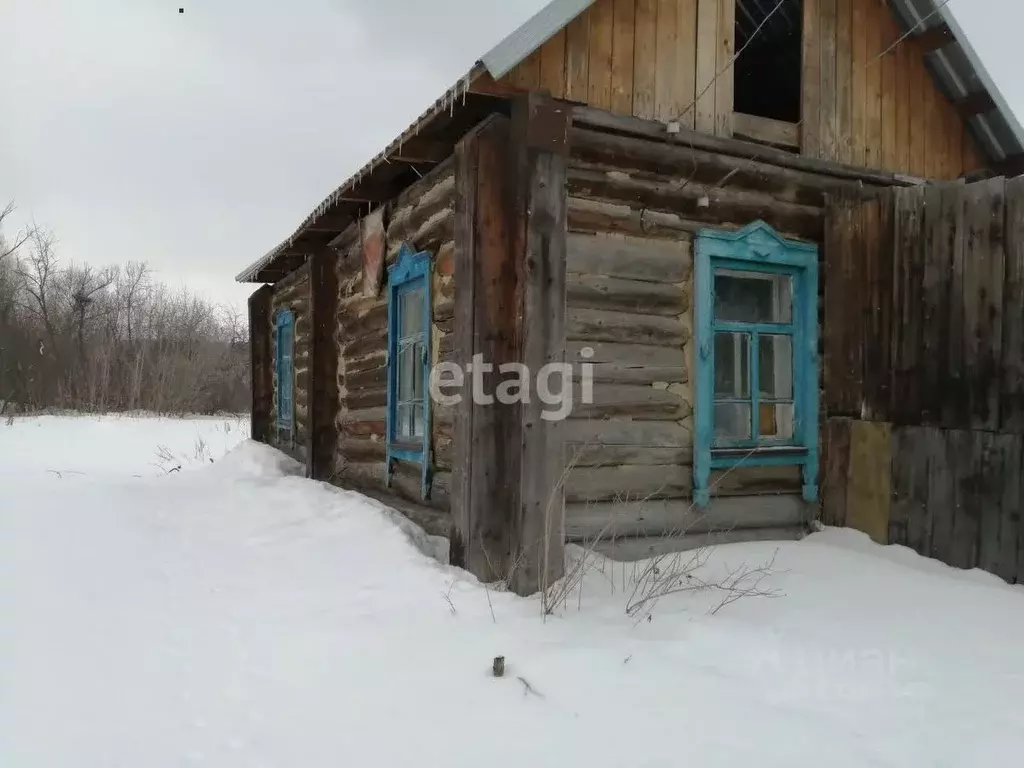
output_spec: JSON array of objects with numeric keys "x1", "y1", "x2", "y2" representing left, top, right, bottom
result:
[{"x1": 2, "y1": 414, "x2": 1023, "y2": 767}]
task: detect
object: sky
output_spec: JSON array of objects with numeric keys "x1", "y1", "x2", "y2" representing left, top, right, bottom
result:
[{"x1": 2, "y1": 0, "x2": 1022, "y2": 309}]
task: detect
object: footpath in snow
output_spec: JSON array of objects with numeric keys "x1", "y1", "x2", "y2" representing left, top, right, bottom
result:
[{"x1": 2, "y1": 414, "x2": 1023, "y2": 767}]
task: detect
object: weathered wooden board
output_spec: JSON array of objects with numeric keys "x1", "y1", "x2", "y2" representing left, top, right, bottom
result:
[
  {"x1": 1003, "y1": 176, "x2": 1024, "y2": 432},
  {"x1": 610, "y1": 0, "x2": 635, "y2": 115},
  {"x1": 515, "y1": 95, "x2": 570, "y2": 595},
  {"x1": 588, "y1": 0, "x2": 615, "y2": 110},
  {"x1": 822, "y1": 418, "x2": 851, "y2": 528},
  {"x1": 567, "y1": 334, "x2": 688, "y2": 384},
  {"x1": 693, "y1": 0, "x2": 718, "y2": 134},
  {"x1": 710, "y1": 465, "x2": 803, "y2": 497},
  {"x1": 802, "y1": 0, "x2": 822, "y2": 157},
  {"x1": 565, "y1": 494, "x2": 806, "y2": 540},
  {"x1": 567, "y1": 273, "x2": 686, "y2": 316},
  {"x1": 565, "y1": 463, "x2": 691, "y2": 503},
  {"x1": 565, "y1": 418, "x2": 692, "y2": 467},
  {"x1": 633, "y1": 0, "x2": 658, "y2": 120},
  {"x1": 567, "y1": 231, "x2": 692, "y2": 282},
  {"x1": 963, "y1": 177, "x2": 1006, "y2": 432},
  {"x1": 566, "y1": 306, "x2": 686, "y2": 346},
  {"x1": 845, "y1": 420, "x2": 892, "y2": 544}
]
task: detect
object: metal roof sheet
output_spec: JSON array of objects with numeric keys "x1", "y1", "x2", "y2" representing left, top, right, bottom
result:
[
  {"x1": 888, "y1": 0, "x2": 1024, "y2": 163},
  {"x1": 480, "y1": 0, "x2": 595, "y2": 79}
]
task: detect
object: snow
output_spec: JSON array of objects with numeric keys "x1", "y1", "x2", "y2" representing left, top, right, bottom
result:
[{"x1": 2, "y1": 414, "x2": 1024, "y2": 767}]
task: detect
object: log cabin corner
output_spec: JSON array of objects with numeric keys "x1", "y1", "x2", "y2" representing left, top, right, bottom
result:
[{"x1": 238, "y1": 0, "x2": 1024, "y2": 593}]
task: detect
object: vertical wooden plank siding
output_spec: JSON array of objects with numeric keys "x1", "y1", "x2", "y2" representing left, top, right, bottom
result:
[
  {"x1": 880, "y1": 12, "x2": 898, "y2": 172},
  {"x1": 503, "y1": 0, "x2": 984, "y2": 178},
  {"x1": 674, "y1": 0, "x2": 700, "y2": 126},
  {"x1": 822, "y1": 418, "x2": 851, "y2": 527},
  {"x1": 1002, "y1": 176, "x2": 1024, "y2": 433},
  {"x1": 849, "y1": 0, "x2": 867, "y2": 166},
  {"x1": 893, "y1": 33, "x2": 911, "y2": 174},
  {"x1": 514, "y1": 49, "x2": 542, "y2": 91},
  {"x1": 818, "y1": 0, "x2": 838, "y2": 160},
  {"x1": 248, "y1": 285, "x2": 273, "y2": 444},
  {"x1": 834, "y1": 0, "x2": 853, "y2": 164},
  {"x1": 651, "y1": 0, "x2": 675, "y2": 121},
  {"x1": 633, "y1": 0, "x2": 658, "y2": 119},
  {"x1": 694, "y1": 0, "x2": 718, "y2": 134},
  {"x1": 540, "y1": 29, "x2": 567, "y2": 98},
  {"x1": 588, "y1": 0, "x2": 615, "y2": 110},
  {"x1": 864, "y1": 0, "x2": 884, "y2": 171},
  {"x1": 964, "y1": 178, "x2": 1006, "y2": 431},
  {"x1": 610, "y1": 0, "x2": 636, "y2": 115},
  {"x1": 802, "y1": 0, "x2": 822, "y2": 156},
  {"x1": 714, "y1": 0, "x2": 734, "y2": 137},
  {"x1": 943, "y1": 181, "x2": 968, "y2": 427},
  {"x1": 564, "y1": 10, "x2": 591, "y2": 102}
]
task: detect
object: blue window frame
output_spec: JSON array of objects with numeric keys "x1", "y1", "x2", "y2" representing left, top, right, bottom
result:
[
  {"x1": 275, "y1": 309, "x2": 295, "y2": 437},
  {"x1": 694, "y1": 221, "x2": 819, "y2": 507},
  {"x1": 386, "y1": 243, "x2": 432, "y2": 498}
]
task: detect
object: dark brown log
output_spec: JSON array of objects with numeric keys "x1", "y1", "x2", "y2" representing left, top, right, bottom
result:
[
  {"x1": 514, "y1": 93, "x2": 569, "y2": 596},
  {"x1": 310, "y1": 248, "x2": 340, "y2": 480},
  {"x1": 248, "y1": 285, "x2": 273, "y2": 444}
]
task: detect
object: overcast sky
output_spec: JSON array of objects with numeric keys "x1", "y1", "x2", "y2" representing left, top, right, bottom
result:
[{"x1": 2, "y1": 0, "x2": 1020, "y2": 308}]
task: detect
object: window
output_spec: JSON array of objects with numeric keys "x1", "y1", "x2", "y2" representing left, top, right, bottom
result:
[
  {"x1": 694, "y1": 221, "x2": 818, "y2": 507},
  {"x1": 734, "y1": 0, "x2": 802, "y2": 124},
  {"x1": 275, "y1": 309, "x2": 295, "y2": 438},
  {"x1": 386, "y1": 243, "x2": 432, "y2": 498}
]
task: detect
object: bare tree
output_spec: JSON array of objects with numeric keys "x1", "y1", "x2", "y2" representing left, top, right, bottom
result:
[{"x1": 0, "y1": 213, "x2": 250, "y2": 415}]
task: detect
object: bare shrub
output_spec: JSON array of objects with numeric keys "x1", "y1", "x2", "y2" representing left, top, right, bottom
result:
[{"x1": 540, "y1": 443, "x2": 786, "y2": 621}]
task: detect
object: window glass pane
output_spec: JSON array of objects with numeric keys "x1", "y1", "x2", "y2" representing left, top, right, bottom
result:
[
  {"x1": 714, "y1": 402, "x2": 752, "y2": 443},
  {"x1": 714, "y1": 332, "x2": 750, "y2": 398},
  {"x1": 715, "y1": 269, "x2": 793, "y2": 324},
  {"x1": 400, "y1": 287, "x2": 424, "y2": 338},
  {"x1": 759, "y1": 334, "x2": 793, "y2": 400},
  {"x1": 398, "y1": 343, "x2": 415, "y2": 400},
  {"x1": 759, "y1": 402, "x2": 795, "y2": 440},
  {"x1": 396, "y1": 404, "x2": 413, "y2": 439},
  {"x1": 412, "y1": 403, "x2": 424, "y2": 438},
  {"x1": 412, "y1": 342, "x2": 425, "y2": 400}
]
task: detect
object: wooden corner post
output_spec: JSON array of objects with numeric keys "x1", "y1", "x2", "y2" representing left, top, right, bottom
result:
[
  {"x1": 512, "y1": 94, "x2": 570, "y2": 595},
  {"x1": 451, "y1": 95, "x2": 570, "y2": 596},
  {"x1": 248, "y1": 284, "x2": 273, "y2": 444}
]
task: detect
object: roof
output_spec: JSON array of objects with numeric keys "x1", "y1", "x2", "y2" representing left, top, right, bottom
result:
[
  {"x1": 238, "y1": 0, "x2": 1024, "y2": 283},
  {"x1": 890, "y1": 0, "x2": 1024, "y2": 166}
]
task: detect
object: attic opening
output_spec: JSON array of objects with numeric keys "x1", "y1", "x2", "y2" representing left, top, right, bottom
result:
[{"x1": 734, "y1": 0, "x2": 803, "y2": 126}]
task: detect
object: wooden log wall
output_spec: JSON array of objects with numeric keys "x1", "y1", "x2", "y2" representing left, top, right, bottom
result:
[
  {"x1": 503, "y1": 0, "x2": 986, "y2": 178},
  {"x1": 563, "y1": 133, "x2": 815, "y2": 544},
  {"x1": 506, "y1": 0, "x2": 733, "y2": 134},
  {"x1": 802, "y1": 0, "x2": 985, "y2": 177},
  {"x1": 331, "y1": 157, "x2": 456, "y2": 536},
  {"x1": 269, "y1": 264, "x2": 312, "y2": 465}
]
